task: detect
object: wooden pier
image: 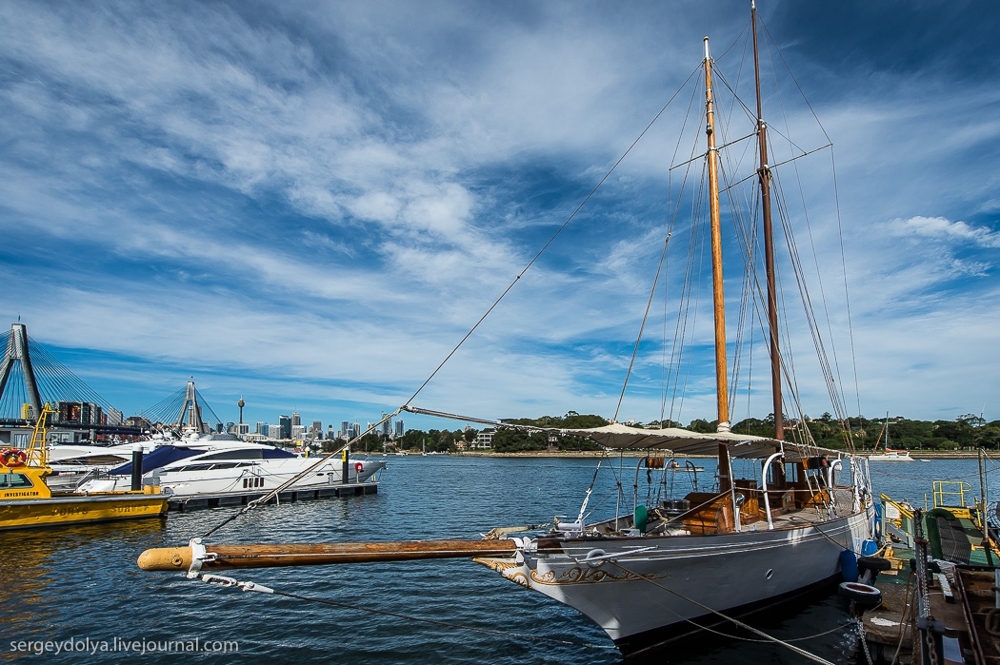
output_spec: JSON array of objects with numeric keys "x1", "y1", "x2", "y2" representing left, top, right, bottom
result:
[{"x1": 166, "y1": 481, "x2": 378, "y2": 511}]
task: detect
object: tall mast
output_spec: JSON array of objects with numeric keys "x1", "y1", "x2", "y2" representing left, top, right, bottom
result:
[
  {"x1": 704, "y1": 37, "x2": 730, "y2": 435},
  {"x1": 752, "y1": 1, "x2": 783, "y2": 441},
  {"x1": 704, "y1": 37, "x2": 732, "y2": 492}
]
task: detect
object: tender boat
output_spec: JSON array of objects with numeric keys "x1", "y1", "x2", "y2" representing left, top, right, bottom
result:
[
  {"x1": 80, "y1": 433, "x2": 385, "y2": 497},
  {"x1": 0, "y1": 404, "x2": 167, "y2": 530}
]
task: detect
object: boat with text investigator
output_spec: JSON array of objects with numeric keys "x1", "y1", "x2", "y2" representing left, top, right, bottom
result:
[{"x1": 1, "y1": 404, "x2": 167, "y2": 531}]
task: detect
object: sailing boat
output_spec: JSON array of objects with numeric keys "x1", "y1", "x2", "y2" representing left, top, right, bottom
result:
[
  {"x1": 868, "y1": 414, "x2": 914, "y2": 462},
  {"x1": 138, "y1": 6, "x2": 875, "y2": 658}
]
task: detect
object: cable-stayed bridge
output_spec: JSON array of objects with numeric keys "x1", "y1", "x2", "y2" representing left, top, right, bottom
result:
[{"x1": 0, "y1": 323, "x2": 223, "y2": 437}]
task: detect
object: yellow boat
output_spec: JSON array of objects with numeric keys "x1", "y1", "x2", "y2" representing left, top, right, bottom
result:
[{"x1": 0, "y1": 404, "x2": 168, "y2": 530}]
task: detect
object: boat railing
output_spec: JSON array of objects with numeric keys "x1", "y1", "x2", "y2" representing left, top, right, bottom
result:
[{"x1": 930, "y1": 480, "x2": 973, "y2": 510}]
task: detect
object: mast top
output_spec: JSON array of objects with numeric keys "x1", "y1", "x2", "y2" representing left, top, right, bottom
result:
[{"x1": 703, "y1": 36, "x2": 710, "y2": 61}]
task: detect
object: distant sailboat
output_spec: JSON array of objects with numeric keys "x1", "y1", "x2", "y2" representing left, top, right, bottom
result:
[{"x1": 868, "y1": 414, "x2": 914, "y2": 462}]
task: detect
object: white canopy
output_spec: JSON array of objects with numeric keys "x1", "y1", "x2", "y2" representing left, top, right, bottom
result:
[{"x1": 547, "y1": 422, "x2": 845, "y2": 460}]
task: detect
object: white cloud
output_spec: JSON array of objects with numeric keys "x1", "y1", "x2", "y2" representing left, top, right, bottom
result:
[{"x1": 887, "y1": 216, "x2": 1000, "y2": 249}]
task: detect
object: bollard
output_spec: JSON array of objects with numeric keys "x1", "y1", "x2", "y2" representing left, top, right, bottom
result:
[
  {"x1": 130, "y1": 444, "x2": 144, "y2": 491},
  {"x1": 342, "y1": 448, "x2": 349, "y2": 484}
]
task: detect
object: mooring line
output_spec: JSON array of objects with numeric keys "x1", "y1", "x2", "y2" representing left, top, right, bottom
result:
[
  {"x1": 195, "y1": 573, "x2": 616, "y2": 652},
  {"x1": 610, "y1": 561, "x2": 838, "y2": 665}
]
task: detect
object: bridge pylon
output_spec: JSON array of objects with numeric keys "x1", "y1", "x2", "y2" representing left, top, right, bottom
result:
[
  {"x1": 175, "y1": 380, "x2": 210, "y2": 434},
  {"x1": 0, "y1": 323, "x2": 42, "y2": 421}
]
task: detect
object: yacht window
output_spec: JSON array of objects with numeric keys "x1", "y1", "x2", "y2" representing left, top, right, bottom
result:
[
  {"x1": 199, "y1": 449, "x2": 264, "y2": 461},
  {"x1": 171, "y1": 463, "x2": 215, "y2": 473},
  {"x1": 207, "y1": 462, "x2": 240, "y2": 470},
  {"x1": 0, "y1": 473, "x2": 33, "y2": 489}
]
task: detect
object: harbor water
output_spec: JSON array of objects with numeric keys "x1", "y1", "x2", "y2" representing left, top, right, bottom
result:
[{"x1": 4, "y1": 455, "x2": 999, "y2": 664}]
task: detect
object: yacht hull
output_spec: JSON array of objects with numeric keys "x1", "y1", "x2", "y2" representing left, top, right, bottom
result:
[{"x1": 478, "y1": 510, "x2": 868, "y2": 651}]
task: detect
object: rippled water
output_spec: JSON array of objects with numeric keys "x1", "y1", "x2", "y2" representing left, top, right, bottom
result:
[{"x1": 3, "y1": 456, "x2": 998, "y2": 664}]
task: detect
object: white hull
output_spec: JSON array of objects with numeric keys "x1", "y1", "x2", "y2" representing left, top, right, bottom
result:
[
  {"x1": 868, "y1": 452, "x2": 914, "y2": 462},
  {"x1": 479, "y1": 510, "x2": 869, "y2": 651},
  {"x1": 150, "y1": 457, "x2": 383, "y2": 496},
  {"x1": 79, "y1": 439, "x2": 386, "y2": 497}
]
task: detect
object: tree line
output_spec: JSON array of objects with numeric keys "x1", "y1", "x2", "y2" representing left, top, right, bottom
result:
[{"x1": 323, "y1": 411, "x2": 1000, "y2": 454}]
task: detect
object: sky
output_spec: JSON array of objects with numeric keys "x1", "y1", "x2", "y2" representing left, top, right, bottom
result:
[{"x1": 1, "y1": 0, "x2": 998, "y2": 432}]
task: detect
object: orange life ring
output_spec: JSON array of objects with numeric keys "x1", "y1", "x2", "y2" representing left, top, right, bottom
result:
[
  {"x1": 354, "y1": 462, "x2": 364, "y2": 473},
  {"x1": 1, "y1": 448, "x2": 28, "y2": 468}
]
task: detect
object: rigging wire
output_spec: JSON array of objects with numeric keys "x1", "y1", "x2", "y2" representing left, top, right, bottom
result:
[
  {"x1": 199, "y1": 67, "x2": 703, "y2": 539},
  {"x1": 196, "y1": 574, "x2": 616, "y2": 652},
  {"x1": 610, "y1": 560, "x2": 839, "y2": 665}
]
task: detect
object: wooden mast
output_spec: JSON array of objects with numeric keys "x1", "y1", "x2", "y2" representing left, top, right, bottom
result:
[
  {"x1": 704, "y1": 36, "x2": 732, "y2": 493},
  {"x1": 752, "y1": 1, "x2": 783, "y2": 443}
]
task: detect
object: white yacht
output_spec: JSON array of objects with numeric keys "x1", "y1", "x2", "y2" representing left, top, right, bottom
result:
[
  {"x1": 79, "y1": 433, "x2": 386, "y2": 497},
  {"x1": 46, "y1": 442, "x2": 157, "y2": 491}
]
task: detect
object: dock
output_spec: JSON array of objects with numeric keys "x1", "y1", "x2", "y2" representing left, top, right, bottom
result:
[
  {"x1": 166, "y1": 481, "x2": 378, "y2": 511},
  {"x1": 860, "y1": 483, "x2": 1000, "y2": 665}
]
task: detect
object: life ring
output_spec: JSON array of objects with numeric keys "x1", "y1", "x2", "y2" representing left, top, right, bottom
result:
[
  {"x1": 1, "y1": 448, "x2": 27, "y2": 468},
  {"x1": 838, "y1": 581, "x2": 882, "y2": 608},
  {"x1": 354, "y1": 462, "x2": 364, "y2": 474}
]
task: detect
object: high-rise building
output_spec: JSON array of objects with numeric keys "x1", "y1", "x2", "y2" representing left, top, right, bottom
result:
[
  {"x1": 291, "y1": 424, "x2": 306, "y2": 440},
  {"x1": 341, "y1": 421, "x2": 350, "y2": 437},
  {"x1": 291, "y1": 412, "x2": 301, "y2": 427},
  {"x1": 256, "y1": 422, "x2": 266, "y2": 434},
  {"x1": 381, "y1": 412, "x2": 391, "y2": 437},
  {"x1": 106, "y1": 408, "x2": 123, "y2": 426},
  {"x1": 279, "y1": 415, "x2": 292, "y2": 440},
  {"x1": 311, "y1": 421, "x2": 322, "y2": 440},
  {"x1": 327, "y1": 424, "x2": 335, "y2": 439},
  {"x1": 394, "y1": 420, "x2": 404, "y2": 438},
  {"x1": 352, "y1": 422, "x2": 361, "y2": 439}
]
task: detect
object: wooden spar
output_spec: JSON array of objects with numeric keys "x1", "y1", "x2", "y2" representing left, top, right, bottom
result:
[
  {"x1": 137, "y1": 539, "x2": 520, "y2": 572},
  {"x1": 703, "y1": 37, "x2": 730, "y2": 434},
  {"x1": 752, "y1": 1, "x2": 783, "y2": 443},
  {"x1": 704, "y1": 36, "x2": 732, "y2": 493}
]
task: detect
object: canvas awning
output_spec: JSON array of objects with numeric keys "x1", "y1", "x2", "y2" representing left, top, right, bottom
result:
[{"x1": 547, "y1": 422, "x2": 844, "y2": 460}]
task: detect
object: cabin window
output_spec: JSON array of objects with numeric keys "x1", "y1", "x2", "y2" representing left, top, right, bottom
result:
[
  {"x1": 207, "y1": 462, "x2": 240, "y2": 470},
  {"x1": 172, "y1": 463, "x2": 215, "y2": 473},
  {"x1": 200, "y1": 450, "x2": 264, "y2": 461},
  {"x1": 0, "y1": 473, "x2": 33, "y2": 489}
]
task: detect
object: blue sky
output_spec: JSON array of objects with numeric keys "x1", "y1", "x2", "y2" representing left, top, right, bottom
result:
[{"x1": 1, "y1": 1, "x2": 998, "y2": 431}]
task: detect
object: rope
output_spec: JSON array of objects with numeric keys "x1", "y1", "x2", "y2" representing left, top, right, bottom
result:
[
  {"x1": 196, "y1": 573, "x2": 615, "y2": 652},
  {"x1": 684, "y1": 616, "x2": 858, "y2": 644},
  {"x1": 888, "y1": 572, "x2": 915, "y2": 665},
  {"x1": 610, "y1": 560, "x2": 837, "y2": 664}
]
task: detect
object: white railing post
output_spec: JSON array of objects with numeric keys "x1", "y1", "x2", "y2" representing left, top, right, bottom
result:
[{"x1": 761, "y1": 452, "x2": 783, "y2": 530}]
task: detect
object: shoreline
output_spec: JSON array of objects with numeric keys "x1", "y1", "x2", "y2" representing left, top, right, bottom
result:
[{"x1": 439, "y1": 450, "x2": 987, "y2": 460}]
